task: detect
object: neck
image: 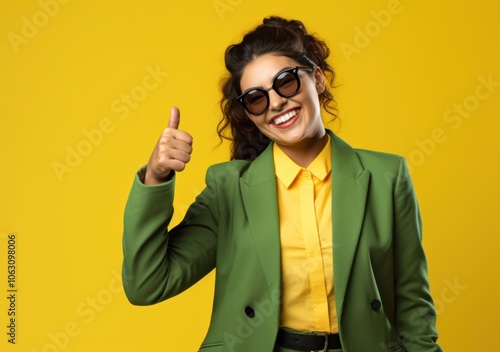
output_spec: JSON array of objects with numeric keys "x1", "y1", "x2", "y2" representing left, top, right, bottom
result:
[{"x1": 277, "y1": 130, "x2": 328, "y2": 168}]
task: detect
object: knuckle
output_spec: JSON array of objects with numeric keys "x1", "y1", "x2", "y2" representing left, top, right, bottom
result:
[
  {"x1": 159, "y1": 136, "x2": 170, "y2": 145},
  {"x1": 157, "y1": 155, "x2": 169, "y2": 167},
  {"x1": 162, "y1": 128, "x2": 176, "y2": 139}
]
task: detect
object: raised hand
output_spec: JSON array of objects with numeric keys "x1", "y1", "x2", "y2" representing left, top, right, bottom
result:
[{"x1": 144, "y1": 107, "x2": 193, "y2": 185}]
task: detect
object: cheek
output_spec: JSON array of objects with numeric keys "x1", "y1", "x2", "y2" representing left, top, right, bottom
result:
[
  {"x1": 312, "y1": 94, "x2": 322, "y2": 110},
  {"x1": 300, "y1": 82, "x2": 321, "y2": 102},
  {"x1": 251, "y1": 118, "x2": 276, "y2": 139},
  {"x1": 249, "y1": 115, "x2": 268, "y2": 132},
  {"x1": 300, "y1": 90, "x2": 321, "y2": 113}
]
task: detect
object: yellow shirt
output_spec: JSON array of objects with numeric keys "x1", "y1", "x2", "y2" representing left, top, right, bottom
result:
[{"x1": 273, "y1": 135, "x2": 338, "y2": 333}]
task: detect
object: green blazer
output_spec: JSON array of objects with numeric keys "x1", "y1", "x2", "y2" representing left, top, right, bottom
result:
[{"x1": 122, "y1": 130, "x2": 441, "y2": 352}]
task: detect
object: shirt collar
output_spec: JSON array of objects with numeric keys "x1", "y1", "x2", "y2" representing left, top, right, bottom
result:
[{"x1": 273, "y1": 134, "x2": 332, "y2": 189}]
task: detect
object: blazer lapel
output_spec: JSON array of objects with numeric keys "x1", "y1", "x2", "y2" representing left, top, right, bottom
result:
[
  {"x1": 240, "y1": 144, "x2": 282, "y2": 295},
  {"x1": 328, "y1": 131, "x2": 371, "y2": 318},
  {"x1": 239, "y1": 131, "x2": 370, "y2": 320}
]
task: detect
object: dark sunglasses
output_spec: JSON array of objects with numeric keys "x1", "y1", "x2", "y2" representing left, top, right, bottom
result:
[{"x1": 237, "y1": 66, "x2": 314, "y2": 115}]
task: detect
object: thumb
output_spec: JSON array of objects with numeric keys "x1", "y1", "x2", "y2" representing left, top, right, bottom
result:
[{"x1": 167, "y1": 106, "x2": 180, "y2": 129}]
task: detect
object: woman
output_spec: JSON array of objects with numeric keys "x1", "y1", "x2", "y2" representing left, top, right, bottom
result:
[{"x1": 122, "y1": 17, "x2": 442, "y2": 352}]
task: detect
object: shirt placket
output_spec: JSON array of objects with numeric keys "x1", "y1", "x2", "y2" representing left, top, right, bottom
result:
[{"x1": 299, "y1": 169, "x2": 330, "y2": 332}]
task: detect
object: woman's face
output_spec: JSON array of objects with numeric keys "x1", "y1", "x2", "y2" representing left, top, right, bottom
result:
[{"x1": 239, "y1": 53, "x2": 326, "y2": 150}]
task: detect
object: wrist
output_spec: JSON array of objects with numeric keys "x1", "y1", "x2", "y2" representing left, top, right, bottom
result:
[{"x1": 143, "y1": 167, "x2": 173, "y2": 185}]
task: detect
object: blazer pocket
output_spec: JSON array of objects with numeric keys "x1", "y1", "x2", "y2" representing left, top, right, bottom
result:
[{"x1": 198, "y1": 342, "x2": 223, "y2": 351}]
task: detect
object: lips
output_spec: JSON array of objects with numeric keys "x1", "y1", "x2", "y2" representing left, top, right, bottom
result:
[{"x1": 270, "y1": 108, "x2": 301, "y2": 128}]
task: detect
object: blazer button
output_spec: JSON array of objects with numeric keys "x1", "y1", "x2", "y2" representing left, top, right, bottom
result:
[
  {"x1": 244, "y1": 306, "x2": 255, "y2": 318},
  {"x1": 370, "y1": 299, "x2": 382, "y2": 311}
]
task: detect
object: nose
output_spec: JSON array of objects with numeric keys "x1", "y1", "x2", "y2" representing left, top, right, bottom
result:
[{"x1": 268, "y1": 89, "x2": 287, "y2": 111}]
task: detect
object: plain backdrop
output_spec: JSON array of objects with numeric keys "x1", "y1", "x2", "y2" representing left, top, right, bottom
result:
[{"x1": 1, "y1": 0, "x2": 499, "y2": 351}]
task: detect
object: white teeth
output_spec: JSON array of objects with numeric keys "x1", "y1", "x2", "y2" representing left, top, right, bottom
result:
[{"x1": 273, "y1": 109, "x2": 298, "y2": 125}]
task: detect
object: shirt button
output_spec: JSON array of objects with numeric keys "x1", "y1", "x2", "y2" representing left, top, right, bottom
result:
[{"x1": 303, "y1": 171, "x2": 310, "y2": 177}]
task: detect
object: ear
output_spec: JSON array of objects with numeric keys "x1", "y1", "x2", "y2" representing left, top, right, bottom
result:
[{"x1": 313, "y1": 66, "x2": 326, "y2": 94}]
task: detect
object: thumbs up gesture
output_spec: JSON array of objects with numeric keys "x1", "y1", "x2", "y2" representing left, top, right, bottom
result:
[{"x1": 144, "y1": 107, "x2": 193, "y2": 185}]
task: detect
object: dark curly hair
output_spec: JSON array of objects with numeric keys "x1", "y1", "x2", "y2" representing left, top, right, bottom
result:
[{"x1": 217, "y1": 16, "x2": 338, "y2": 161}]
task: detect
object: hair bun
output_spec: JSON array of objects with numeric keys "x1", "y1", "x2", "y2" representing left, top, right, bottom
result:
[{"x1": 262, "y1": 16, "x2": 306, "y2": 34}]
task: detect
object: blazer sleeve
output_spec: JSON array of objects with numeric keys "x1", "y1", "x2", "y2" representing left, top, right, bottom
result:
[
  {"x1": 393, "y1": 157, "x2": 442, "y2": 351},
  {"x1": 122, "y1": 167, "x2": 219, "y2": 306}
]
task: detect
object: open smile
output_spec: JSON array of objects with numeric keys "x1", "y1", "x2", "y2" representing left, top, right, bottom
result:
[{"x1": 270, "y1": 108, "x2": 301, "y2": 128}]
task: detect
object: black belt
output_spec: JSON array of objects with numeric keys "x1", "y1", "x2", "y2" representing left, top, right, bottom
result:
[{"x1": 275, "y1": 329, "x2": 342, "y2": 351}]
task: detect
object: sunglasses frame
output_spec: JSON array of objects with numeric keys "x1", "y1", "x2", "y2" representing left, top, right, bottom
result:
[{"x1": 237, "y1": 66, "x2": 315, "y2": 115}]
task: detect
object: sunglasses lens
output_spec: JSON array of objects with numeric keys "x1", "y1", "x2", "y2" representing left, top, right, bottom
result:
[
  {"x1": 240, "y1": 68, "x2": 302, "y2": 114},
  {"x1": 243, "y1": 89, "x2": 268, "y2": 114},
  {"x1": 275, "y1": 71, "x2": 299, "y2": 97}
]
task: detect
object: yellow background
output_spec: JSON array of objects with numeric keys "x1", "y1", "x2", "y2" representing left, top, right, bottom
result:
[{"x1": 1, "y1": 0, "x2": 499, "y2": 351}]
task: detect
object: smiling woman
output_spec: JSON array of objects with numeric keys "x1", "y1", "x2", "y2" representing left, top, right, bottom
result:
[
  {"x1": 237, "y1": 54, "x2": 327, "y2": 167},
  {"x1": 122, "y1": 16, "x2": 442, "y2": 352}
]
